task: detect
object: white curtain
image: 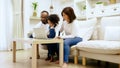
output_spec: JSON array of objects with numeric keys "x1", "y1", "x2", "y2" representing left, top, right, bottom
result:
[
  {"x1": 0, "y1": 0, "x2": 13, "y2": 50},
  {"x1": 12, "y1": 0, "x2": 24, "y2": 50},
  {"x1": 0, "y1": 0, "x2": 24, "y2": 50}
]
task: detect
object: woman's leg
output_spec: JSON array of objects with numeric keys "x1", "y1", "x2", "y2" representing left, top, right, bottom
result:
[
  {"x1": 64, "y1": 37, "x2": 82, "y2": 63},
  {"x1": 62, "y1": 37, "x2": 82, "y2": 68}
]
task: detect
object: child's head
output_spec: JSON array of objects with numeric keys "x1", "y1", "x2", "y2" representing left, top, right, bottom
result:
[{"x1": 47, "y1": 14, "x2": 60, "y2": 27}]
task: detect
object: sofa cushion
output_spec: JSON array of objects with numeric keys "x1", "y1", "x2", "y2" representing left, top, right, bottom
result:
[
  {"x1": 76, "y1": 27, "x2": 95, "y2": 41},
  {"x1": 76, "y1": 40, "x2": 120, "y2": 54},
  {"x1": 104, "y1": 26, "x2": 120, "y2": 41},
  {"x1": 76, "y1": 18, "x2": 97, "y2": 41},
  {"x1": 99, "y1": 16, "x2": 120, "y2": 40}
]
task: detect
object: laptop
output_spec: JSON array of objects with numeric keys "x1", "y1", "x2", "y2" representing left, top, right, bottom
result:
[{"x1": 33, "y1": 27, "x2": 48, "y2": 39}]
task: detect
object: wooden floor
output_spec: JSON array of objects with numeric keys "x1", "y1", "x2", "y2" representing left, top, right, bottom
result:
[{"x1": 0, "y1": 49, "x2": 119, "y2": 68}]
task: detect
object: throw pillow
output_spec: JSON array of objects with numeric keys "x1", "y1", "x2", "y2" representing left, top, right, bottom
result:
[{"x1": 104, "y1": 26, "x2": 120, "y2": 41}]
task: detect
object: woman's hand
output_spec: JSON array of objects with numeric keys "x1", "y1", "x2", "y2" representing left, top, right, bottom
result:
[{"x1": 55, "y1": 36, "x2": 61, "y2": 39}]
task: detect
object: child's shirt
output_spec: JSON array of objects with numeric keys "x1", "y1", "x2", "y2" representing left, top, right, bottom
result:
[{"x1": 47, "y1": 27, "x2": 56, "y2": 38}]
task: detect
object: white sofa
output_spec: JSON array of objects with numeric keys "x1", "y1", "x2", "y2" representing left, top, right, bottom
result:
[
  {"x1": 75, "y1": 16, "x2": 120, "y2": 67},
  {"x1": 70, "y1": 18, "x2": 97, "y2": 64}
]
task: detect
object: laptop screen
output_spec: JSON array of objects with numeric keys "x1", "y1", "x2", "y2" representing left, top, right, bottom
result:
[{"x1": 33, "y1": 27, "x2": 48, "y2": 39}]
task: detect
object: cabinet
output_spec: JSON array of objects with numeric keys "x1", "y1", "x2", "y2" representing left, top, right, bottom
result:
[
  {"x1": 74, "y1": 0, "x2": 120, "y2": 19},
  {"x1": 86, "y1": 0, "x2": 120, "y2": 18},
  {"x1": 74, "y1": 0, "x2": 86, "y2": 19}
]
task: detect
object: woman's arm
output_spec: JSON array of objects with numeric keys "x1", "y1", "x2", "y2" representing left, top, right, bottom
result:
[
  {"x1": 59, "y1": 20, "x2": 78, "y2": 38},
  {"x1": 59, "y1": 22, "x2": 64, "y2": 33},
  {"x1": 60, "y1": 35, "x2": 75, "y2": 38}
]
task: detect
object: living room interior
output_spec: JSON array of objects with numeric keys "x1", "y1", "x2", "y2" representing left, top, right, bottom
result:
[{"x1": 0, "y1": 0, "x2": 120, "y2": 68}]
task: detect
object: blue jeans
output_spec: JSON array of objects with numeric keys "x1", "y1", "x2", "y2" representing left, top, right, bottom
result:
[{"x1": 63, "y1": 37, "x2": 82, "y2": 63}]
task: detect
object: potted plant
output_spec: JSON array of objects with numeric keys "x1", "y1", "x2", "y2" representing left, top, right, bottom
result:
[{"x1": 32, "y1": 1, "x2": 38, "y2": 16}]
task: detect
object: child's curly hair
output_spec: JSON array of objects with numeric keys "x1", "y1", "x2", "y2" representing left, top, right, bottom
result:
[{"x1": 47, "y1": 14, "x2": 60, "y2": 27}]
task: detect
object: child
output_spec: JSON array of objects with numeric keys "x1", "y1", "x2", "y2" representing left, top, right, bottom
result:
[{"x1": 45, "y1": 14, "x2": 60, "y2": 62}]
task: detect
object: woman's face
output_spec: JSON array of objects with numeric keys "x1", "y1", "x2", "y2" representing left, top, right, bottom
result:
[
  {"x1": 48, "y1": 20, "x2": 53, "y2": 27},
  {"x1": 62, "y1": 13, "x2": 69, "y2": 23}
]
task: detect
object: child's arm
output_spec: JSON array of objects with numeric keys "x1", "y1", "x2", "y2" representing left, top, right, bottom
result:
[{"x1": 47, "y1": 29, "x2": 56, "y2": 38}]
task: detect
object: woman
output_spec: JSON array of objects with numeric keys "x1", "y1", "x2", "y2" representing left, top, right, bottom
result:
[{"x1": 59, "y1": 7, "x2": 83, "y2": 68}]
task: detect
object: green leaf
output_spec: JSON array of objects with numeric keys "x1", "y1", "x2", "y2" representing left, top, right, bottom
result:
[{"x1": 32, "y1": 2, "x2": 38, "y2": 10}]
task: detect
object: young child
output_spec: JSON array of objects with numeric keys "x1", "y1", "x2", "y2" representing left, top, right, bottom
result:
[{"x1": 45, "y1": 14, "x2": 60, "y2": 62}]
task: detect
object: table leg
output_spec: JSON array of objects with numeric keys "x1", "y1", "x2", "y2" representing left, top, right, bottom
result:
[
  {"x1": 13, "y1": 41, "x2": 16, "y2": 62},
  {"x1": 59, "y1": 42, "x2": 63, "y2": 66},
  {"x1": 37, "y1": 44, "x2": 40, "y2": 59},
  {"x1": 32, "y1": 44, "x2": 37, "y2": 68}
]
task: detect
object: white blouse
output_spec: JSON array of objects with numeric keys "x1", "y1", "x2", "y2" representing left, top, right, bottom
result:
[{"x1": 60, "y1": 19, "x2": 79, "y2": 38}]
